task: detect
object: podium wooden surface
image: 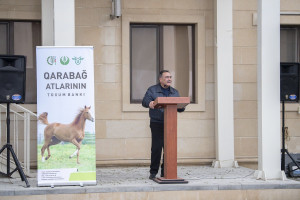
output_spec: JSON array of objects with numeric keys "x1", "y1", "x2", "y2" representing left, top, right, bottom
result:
[{"x1": 153, "y1": 97, "x2": 190, "y2": 184}]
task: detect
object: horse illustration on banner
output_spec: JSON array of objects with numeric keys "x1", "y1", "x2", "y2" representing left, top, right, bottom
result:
[{"x1": 38, "y1": 106, "x2": 94, "y2": 164}]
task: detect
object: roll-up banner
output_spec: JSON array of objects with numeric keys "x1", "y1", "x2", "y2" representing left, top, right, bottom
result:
[{"x1": 36, "y1": 46, "x2": 96, "y2": 187}]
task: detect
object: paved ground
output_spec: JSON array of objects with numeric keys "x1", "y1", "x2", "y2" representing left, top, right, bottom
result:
[{"x1": 1, "y1": 165, "x2": 300, "y2": 196}]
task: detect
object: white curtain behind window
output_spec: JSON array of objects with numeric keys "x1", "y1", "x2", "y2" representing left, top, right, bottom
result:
[
  {"x1": 14, "y1": 22, "x2": 33, "y2": 68},
  {"x1": 280, "y1": 28, "x2": 297, "y2": 62},
  {"x1": 131, "y1": 27, "x2": 158, "y2": 101},
  {"x1": 163, "y1": 25, "x2": 193, "y2": 100}
]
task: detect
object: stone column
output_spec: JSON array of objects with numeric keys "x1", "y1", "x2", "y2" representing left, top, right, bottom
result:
[
  {"x1": 255, "y1": 0, "x2": 285, "y2": 180},
  {"x1": 213, "y1": 0, "x2": 237, "y2": 168},
  {"x1": 42, "y1": 0, "x2": 75, "y2": 46}
]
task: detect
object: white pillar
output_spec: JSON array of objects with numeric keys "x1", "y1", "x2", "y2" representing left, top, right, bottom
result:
[
  {"x1": 213, "y1": 0, "x2": 237, "y2": 168},
  {"x1": 41, "y1": 0, "x2": 54, "y2": 46},
  {"x1": 255, "y1": 0, "x2": 285, "y2": 180},
  {"x1": 42, "y1": 0, "x2": 75, "y2": 46}
]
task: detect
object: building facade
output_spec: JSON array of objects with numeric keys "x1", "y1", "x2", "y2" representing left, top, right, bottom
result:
[{"x1": 0, "y1": 0, "x2": 300, "y2": 179}]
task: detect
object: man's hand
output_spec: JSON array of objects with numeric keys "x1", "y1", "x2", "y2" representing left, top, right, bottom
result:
[{"x1": 149, "y1": 101, "x2": 155, "y2": 109}]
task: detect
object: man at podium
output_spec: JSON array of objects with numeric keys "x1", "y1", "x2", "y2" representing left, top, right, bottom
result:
[{"x1": 142, "y1": 70, "x2": 185, "y2": 180}]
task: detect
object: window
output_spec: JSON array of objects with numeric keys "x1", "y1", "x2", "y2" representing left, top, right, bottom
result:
[
  {"x1": 130, "y1": 24, "x2": 195, "y2": 103},
  {"x1": 0, "y1": 21, "x2": 41, "y2": 103}
]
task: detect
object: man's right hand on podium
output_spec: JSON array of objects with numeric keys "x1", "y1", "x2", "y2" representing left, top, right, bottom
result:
[{"x1": 149, "y1": 101, "x2": 155, "y2": 109}]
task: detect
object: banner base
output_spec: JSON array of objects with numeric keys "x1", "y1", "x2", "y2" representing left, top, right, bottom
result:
[{"x1": 38, "y1": 181, "x2": 96, "y2": 187}]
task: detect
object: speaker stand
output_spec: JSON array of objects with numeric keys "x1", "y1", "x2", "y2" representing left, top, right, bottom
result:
[
  {"x1": 0, "y1": 103, "x2": 30, "y2": 187},
  {"x1": 281, "y1": 101, "x2": 300, "y2": 175}
]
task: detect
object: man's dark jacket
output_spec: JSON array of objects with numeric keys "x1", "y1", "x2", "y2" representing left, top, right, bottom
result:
[{"x1": 142, "y1": 84, "x2": 185, "y2": 123}]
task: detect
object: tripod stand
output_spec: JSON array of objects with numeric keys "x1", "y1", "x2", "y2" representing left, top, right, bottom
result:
[
  {"x1": 281, "y1": 101, "x2": 300, "y2": 175},
  {"x1": 0, "y1": 103, "x2": 30, "y2": 187}
]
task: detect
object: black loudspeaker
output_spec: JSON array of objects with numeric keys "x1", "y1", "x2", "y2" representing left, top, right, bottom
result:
[
  {"x1": 0, "y1": 55, "x2": 26, "y2": 103},
  {"x1": 280, "y1": 62, "x2": 299, "y2": 102}
]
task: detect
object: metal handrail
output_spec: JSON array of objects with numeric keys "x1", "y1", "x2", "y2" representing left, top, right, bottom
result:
[{"x1": 0, "y1": 103, "x2": 37, "y2": 175}]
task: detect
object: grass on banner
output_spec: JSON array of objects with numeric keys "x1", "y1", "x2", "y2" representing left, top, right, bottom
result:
[
  {"x1": 69, "y1": 172, "x2": 96, "y2": 181},
  {"x1": 37, "y1": 143, "x2": 96, "y2": 172}
]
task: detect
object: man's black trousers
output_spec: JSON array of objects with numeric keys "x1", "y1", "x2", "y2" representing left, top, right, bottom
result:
[{"x1": 150, "y1": 122, "x2": 164, "y2": 176}]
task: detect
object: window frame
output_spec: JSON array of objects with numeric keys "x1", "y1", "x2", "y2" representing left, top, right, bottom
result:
[
  {"x1": 122, "y1": 14, "x2": 206, "y2": 112},
  {"x1": 0, "y1": 21, "x2": 12, "y2": 54},
  {"x1": 129, "y1": 23, "x2": 196, "y2": 104}
]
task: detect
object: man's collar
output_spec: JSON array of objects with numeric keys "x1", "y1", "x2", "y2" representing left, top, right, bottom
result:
[
  {"x1": 160, "y1": 84, "x2": 170, "y2": 90},
  {"x1": 157, "y1": 83, "x2": 174, "y2": 93},
  {"x1": 160, "y1": 83, "x2": 170, "y2": 89}
]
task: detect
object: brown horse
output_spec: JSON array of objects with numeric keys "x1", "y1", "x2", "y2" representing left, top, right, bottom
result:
[{"x1": 39, "y1": 106, "x2": 94, "y2": 164}]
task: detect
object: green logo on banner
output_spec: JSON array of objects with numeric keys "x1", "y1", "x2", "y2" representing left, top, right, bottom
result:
[
  {"x1": 47, "y1": 56, "x2": 56, "y2": 65},
  {"x1": 72, "y1": 57, "x2": 84, "y2": 65},
  {"x1": 60, "y1": 56, "x2": 70, "y2": 65}
]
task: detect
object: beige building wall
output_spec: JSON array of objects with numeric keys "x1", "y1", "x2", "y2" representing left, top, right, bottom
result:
[
  {"x1": 0, "y1": 0, "x2": 40, "y2": 20},
  {"x1": 233, "y1": 0, "x2": 258, "y2": 167},
  {"x1": 0, "y1": 1, "x2": 40, "y2": 166},
  {"x1": 75, "y1": 0, "x2": 214, "y2": 166},
  {"x1": 232, "y1": 0, "x2": 300, "y2": 168},
  {"x1": 1, "y1": 0, "x2": 300, "y2": 168}
]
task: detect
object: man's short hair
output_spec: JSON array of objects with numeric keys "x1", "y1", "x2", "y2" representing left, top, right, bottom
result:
[{"x1": 159, "y1": 70, "x2": 170, "y2": 78}]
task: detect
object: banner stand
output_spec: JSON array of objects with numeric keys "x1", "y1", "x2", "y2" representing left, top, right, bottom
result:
[{"x1": 36, "y1": 46, "x2": 96, "y2": 187}]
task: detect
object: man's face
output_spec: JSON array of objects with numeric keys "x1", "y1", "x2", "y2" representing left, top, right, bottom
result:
[{"x1": 159, "y1": 72, "x2": 172, "y2": 88}]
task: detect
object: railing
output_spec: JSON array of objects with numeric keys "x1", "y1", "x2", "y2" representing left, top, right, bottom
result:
[{"x1": 0, "y1": 103, "x2": 37, "y2": 176}]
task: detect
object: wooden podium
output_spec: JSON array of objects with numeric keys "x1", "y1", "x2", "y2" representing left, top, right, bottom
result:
[{"x1": 153, "y1": 97, "x2": 190, "y2": 184}]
